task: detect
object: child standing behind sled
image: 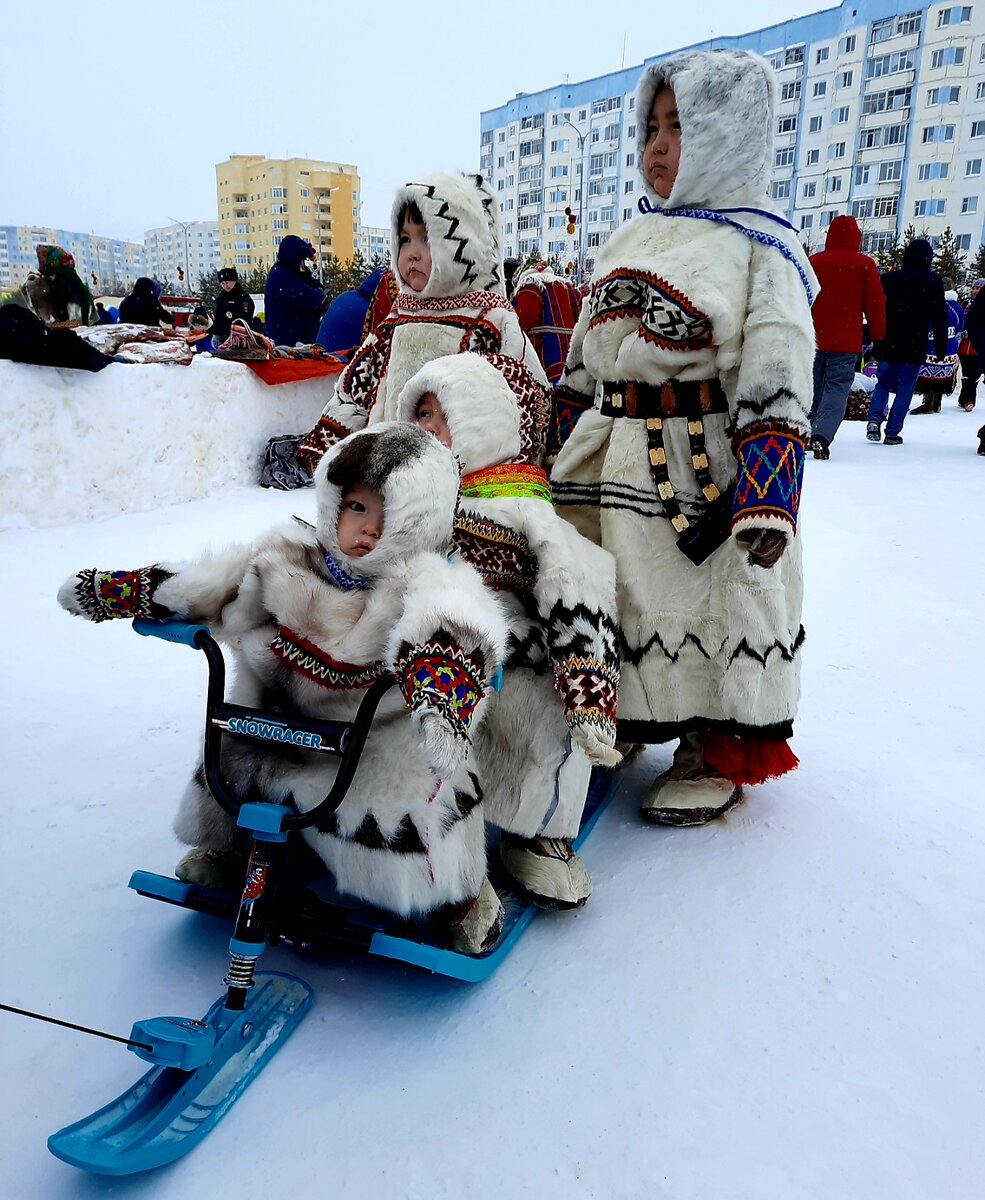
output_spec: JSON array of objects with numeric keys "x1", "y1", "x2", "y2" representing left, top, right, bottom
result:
[
  {"x1": 298, "y1": 171, "x2": 547, "y2": 475},
  {"x1": 57, "y1": 425, "x2": 510, "y2": 955},
  {"x1": 551, "y1": 51, "x2": 817, "y2": 825},
  {"x1": 399, "y1": 353, "x2": 621, "y2": 909}
]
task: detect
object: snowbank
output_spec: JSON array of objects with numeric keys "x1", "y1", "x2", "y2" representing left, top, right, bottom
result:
[{"x1": 0, "y1": 357, "x2": 331, "y2": 530}]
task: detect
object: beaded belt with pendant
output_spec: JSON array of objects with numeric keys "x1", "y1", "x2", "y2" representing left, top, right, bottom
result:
[{"x1": 600, "y1": 379, "x2": 730, "y2": 536}]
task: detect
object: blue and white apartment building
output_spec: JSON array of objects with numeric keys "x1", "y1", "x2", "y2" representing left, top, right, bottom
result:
[{"x1": 479, "y1": 1, "x2": 985, "y2": 273}]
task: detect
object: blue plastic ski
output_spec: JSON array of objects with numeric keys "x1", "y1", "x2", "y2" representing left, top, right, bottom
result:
[{"x1": 48, "y1": 973, "x2": 312, "y2": 1176}]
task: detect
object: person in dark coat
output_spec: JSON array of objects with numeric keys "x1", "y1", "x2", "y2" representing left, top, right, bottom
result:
[
  {"x1": 210, "y1": 267, "x2": 256, "y2": 346},
  {"x1": 960, "y1": 284, "x2": 985, "y2": 453},
  {"x1": 808, "y1": 215, "x2": 886, "y2": 458},
  {"x1": 263, "y1": 235, "x2": 325, "y2": 346},
  {"x1": 958, "y1": 277, "x2": 984, "y2": 413},
  {"x1": 118, "y1": 277, "x2": 175, "y2": 327},
  {"x1": 314, "y1": 267, "x2": 385, "y2": 356},
  {"x1": 866, "y1": 239, "x2": 948, "y2": 446}
]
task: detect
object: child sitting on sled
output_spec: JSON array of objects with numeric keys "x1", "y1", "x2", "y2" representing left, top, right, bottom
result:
[
  {"x1": 398, "y1": 352, "x2": 621, "y2": 910},
  {"x1": 57, "y1": 424, "x2": 510, "y2": 955}
]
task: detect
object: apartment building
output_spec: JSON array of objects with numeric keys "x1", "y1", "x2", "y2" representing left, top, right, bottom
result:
[
  {"x1": 0, "y1": 225, "x2": 145, "y2": 292},
  {"x1": 355, "y1": 225, "x2": 389, "y2": 264},
  {"x1": 479, "y1": 1, "x2": 985, "y2": 275},
  {"x1": 144, "y1": 221, "x2": 220, "y2": 291},
  {"x1": 215, "y1": 156, "x2": 361, "y2": 276}
]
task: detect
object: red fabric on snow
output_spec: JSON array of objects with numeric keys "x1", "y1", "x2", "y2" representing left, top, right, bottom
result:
[
  {"x1": 244, "y1": 358, "x2": 345, "y2": 385},
  {"x1": 808, "y1": 216, "x2": 886, "y2": 353}
]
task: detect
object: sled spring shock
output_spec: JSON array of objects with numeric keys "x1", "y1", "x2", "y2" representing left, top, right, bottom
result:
[{"x1": 224, "y1": 953, "x2": 258, "y2": 1010}]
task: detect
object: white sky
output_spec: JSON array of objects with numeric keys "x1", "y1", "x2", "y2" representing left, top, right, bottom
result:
[{"x1": 1, "y1": 0, "x2": 834, "y2": 243}]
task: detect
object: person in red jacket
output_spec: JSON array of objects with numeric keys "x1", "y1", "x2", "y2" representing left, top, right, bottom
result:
[{"x1": 808, "y1": 215, "x2": 886, "y2": 459}]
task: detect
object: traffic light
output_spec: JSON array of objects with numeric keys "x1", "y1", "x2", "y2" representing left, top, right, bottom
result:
[
  {"x1": 177, "y1": 267, "x2": 185, "y2": 282},
  {"x1": 90, "y1": 272, "x2": 98, "y2": 287},
  {"x1": 564, "y1": 205, "x2": 577, "y2": 236}
]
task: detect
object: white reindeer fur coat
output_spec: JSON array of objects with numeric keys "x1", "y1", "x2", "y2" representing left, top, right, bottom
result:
[
  {"x1": 58, "y1": 425, "x2": 509, "y2": 917},
  {"x1": 399, "y1": 353, "x2": 619, "y2": 838},
  {"x1": 551, "y1": 51, "x2": 817, "y2": 744},
  {"x1": 298, "y1": 172, "x2": 547, "y2": 474}
]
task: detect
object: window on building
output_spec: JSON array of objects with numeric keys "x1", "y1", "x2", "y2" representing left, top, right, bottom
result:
[
  {"x1": 816, "y1": 47, "x2": 829, "y2": 64},
  {"x1": 785, "y1": 46, "x2": 805, "y2": 65},
  {"x1": 838, "y1": 70, "x2": 854, "y2": 87},
  {"x1": 772, "y1": 180, "x2": 791, "y2": 200},
  {"x1": 626, "y1": 153, "x2": 635, "y2": 166},
  {"x1": 918, "y1": 162, "x2": 949, "y2": 180},
  {"x1": 604, "y1": 122, "x2": 620, "y2": 140},
  {"x1": 855, "y1": 165, "x2": 871, "y2": 185},
  {"x1": 928, "y1": 86, "x2": 961, "y2": 104},
  {"x1": 937, "y1": 6, "x2": 972, "y2": 27},
  {"x1": 777, "y1": 116, "x2": 798, "y2": 134},
  {"x1": 624, "y1": 180, "x2": 634, "y2": 193},
  {"x1": 914, "y1": 198, "x2": 947, "y2": 216},
  {"x1": 776, "y1": 148, "x2": 796, "y2": 167},
  {"x1": 627, "y1": 124, "x2": 636, "y2": 138},
  {"x1": 801, "y1": 213, "x2": 814, "y2": 229},
  {"x1": 509, "y1": 150, "x2": 516, "y2": 161},
  {"x1": 550, "y1": 139, "x2": 569, "y2": 152},
  {"x1": 781, "y1": 81, "x2": 802, "y2": 102},
  {"x1": 498, "y1": 131, "x2": 505, "y2": 142},
  {"x1": 879, "y1": 159, "x2": 903, "y2": 182},
  {"x1": 826, "y1": 176, "x2": 843, "y2": 193},
  {"x1": 930, "y1": 46, "x2": 965, "y2": 68},
  {"x1": 503, "y1": 198, "x2": 514, "y2": 211},
  {"x1": 272, "y1": 219, "x2": 288, "y2": 230},
  {"x1": 852, "y1": 198, "x2": 875, "y2": 219},
  {"x1": 828, "y1": 142, "x2": 846, "y2": 160},
  {"x1": 860, "y1": 128, "x2": 881, "y2": 149},
  {"x1": 839, "y1": 35, "x2": 856, "y2": 54},
  {"x1": 862, "y1": 86, "x2": 912, "y2": 115},
  {"x1": 977, "y1": 82, "x2": 985, "y2": 99},
  {"x1": 551, "y1": 165, "x2": 568, "y2": 178},
  {"x1": 813, "y1": 81, "x2": 827, "y2": 99},
  {"x1": 957, "y1": 233, "x2": 973, "y2": 251},
  {"x1": 966, "y1": 158, "x2": 983, "y2": 176},
  {"x1": 498, "y1": 156, "x2": 505, "y2": 168},
  {"x1": 271, "y1": 204, "x2": 288, "y2": 214},
  {"x1": 590, "y1": 128, "x2": 600, "y2": 144},
  {"x1": 884, "y1": 123, "x2": 907, "y2": 145},
  {"x1": 833, "y1": 107, "x2": 850, "y2": 124},
  {"x1": 962, "y1": 196, "x2": 979, "y2": 213},
  {"x1": 807, "y1": 148, "x2": 820, "y2": 165},
  {"x1": 870, "y1": 16, "x2": 893, "y2": 42},
  {"x1": 973, "y1": 120, "x2": 985, "y2": 137},
  {"x1": 896, "y1": 10, "x2": 923, "y2": 34},
  {"x1": 809, "y1": 116, "x2": 823, "y2": 133},
  {"x1": 578, "y1": 109, "x2": 587, "y2": 121},
  {"x1": 548, "y1": 214, "x2": 566, "y2": 228},
  {"x1": 922, "y1": 124, "x2": 955, "y2": 143},
  {"x1": 549, "y1": 188, "x2": 568, "y2": 203},
  {"x1": 867, "y1": 50, "x2": 915, "y2": 78},
  {"x1": 820, "y1": 210, "x2": 835, "y2": 227},
  {"x1": 874, "y1": 196, "x2": 899, "y2": 217}
]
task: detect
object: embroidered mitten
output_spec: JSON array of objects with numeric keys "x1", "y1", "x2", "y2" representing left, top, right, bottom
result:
[
  {"x1": 554, "y1": 657, "x2": 622, "y2": 767},
  {"x1": 58, "y1": 566, "x2": 174, "y2": 623}
]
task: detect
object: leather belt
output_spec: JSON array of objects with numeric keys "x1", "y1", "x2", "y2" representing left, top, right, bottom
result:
[{"x1": 599, "y1": 378, "x2": 728, "y2": 420}]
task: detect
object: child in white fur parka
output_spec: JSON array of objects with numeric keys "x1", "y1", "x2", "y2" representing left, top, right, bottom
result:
[
  {"x1": 398, "y1": 352, "x2": 621, "y2": 909},
  {"x1": 298, "y1": 171, "x2": 547, "y2": 475},
  {"x1": 57, "y1": 424, "x2": 510, "y2": 955},
  {"x1": 551, "y1": 50, "x2": 818, "y2": 825}
]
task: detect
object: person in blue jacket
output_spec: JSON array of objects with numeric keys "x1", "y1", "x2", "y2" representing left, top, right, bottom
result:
[
  {"x1": 314, "y1": 267, "x2": 386, "y2": 357},
  {"x1": 264, "y1": 235, "x2": 326, "y2": 345}
]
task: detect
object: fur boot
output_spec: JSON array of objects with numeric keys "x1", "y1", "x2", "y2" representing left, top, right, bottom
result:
[
  {"x1": 641, "y1": 733, "x2": 744, "y2": 825},
  {"x1": 499, "y1": 834, "x2": 592, "y2": 909}
]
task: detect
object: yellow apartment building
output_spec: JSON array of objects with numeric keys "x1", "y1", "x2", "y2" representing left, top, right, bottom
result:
[{"x1": 215, "y1": 155, "x2": 361, "y2": 277}]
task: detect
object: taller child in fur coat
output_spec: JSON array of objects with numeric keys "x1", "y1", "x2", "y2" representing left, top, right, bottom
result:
[
  {"x1": 398, "y1": 352, "x2": 621, "y2": 909},
  {"x1": 297, "y1": 171, "x2": 548, "y2": 475},
  {"x1": 551, "y1": 50, "x2": 817, "y2": 825},
  {"x1": 57, "y1": 424, "x2": 510, "y2": 955}
]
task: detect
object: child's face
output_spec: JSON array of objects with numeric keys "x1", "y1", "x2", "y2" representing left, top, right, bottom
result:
[
  {"x1": 336, "y1": 483, "x2": 385, "y2": 557},
  {"x1": 397, "y1": 218, "x2": 432, "y2": 292},
  {"x1": 643, "y1": 86, "x2": 682, "y2": 201},
  {"x1": 220, "y1": 280, "x2": 236, "y2": 292},
  {"x1": 415, "y1": 392, "x2": 452, "y2": 448}
]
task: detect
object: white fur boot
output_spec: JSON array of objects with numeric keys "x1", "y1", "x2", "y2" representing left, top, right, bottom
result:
[
  {"x1": 499, "y1": 835, "x2": 592, "y2": 909},
  {"x1": 442, "y1": 877, "x2": 505, "y2": 955},
  {"x1": 641, "y1": 733, "x2": 744, "y2": 826}
]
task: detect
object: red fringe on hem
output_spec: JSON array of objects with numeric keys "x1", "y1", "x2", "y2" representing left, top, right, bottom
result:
[{"x1": 702, "y1": 732, "x2": 799, "y2": 787}]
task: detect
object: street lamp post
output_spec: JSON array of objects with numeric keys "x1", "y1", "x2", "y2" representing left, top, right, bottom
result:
[
  {"x1": 562, "y1": 117, "x2": 589, "y2": 282},
  {"x1": 167, "y1": 216, "x2": 191, "y2": 294}
]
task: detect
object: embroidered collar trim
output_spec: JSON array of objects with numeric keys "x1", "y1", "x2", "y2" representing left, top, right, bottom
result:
[
  {"x1": 460, "y1": 463, "x2": 553, "y2": 503},
  {"x1": 321, "y1": 545, "x2": 372, "y2": 591}
]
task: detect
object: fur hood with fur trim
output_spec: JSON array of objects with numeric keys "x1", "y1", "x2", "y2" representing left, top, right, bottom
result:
[
  {"x1": 391, "y1": 172, "x2": 505, "y2": 298},
  {"x1": 635, "y1": 50, "x2": 777, "y2": 210},
  {"x1": 314, "y1": 423, "x2": 460, "y2": 582}
]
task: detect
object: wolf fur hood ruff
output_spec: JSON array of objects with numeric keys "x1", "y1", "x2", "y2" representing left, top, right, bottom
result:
[
  {"x1": 57, "y1": 423, "x2": 511, "y2": 921},
  {"x1": 400, "y1": 352, "x2": 621, "y2": 841},
  {"x1": 297, "y1": 172, "x2": 547, "y2": 476},
  {"x1": 549, "y1": 49, "x2": 815, "y2": 770}
]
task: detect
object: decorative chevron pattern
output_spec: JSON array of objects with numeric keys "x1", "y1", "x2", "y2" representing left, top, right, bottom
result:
[
  {"x1": 71, "y1": 565, "x2": 173, "y2": 623},
  {"x1": 618, "y1": 624, "x2": 806, "y2": 669},
  {"x1": 733, "y1": 423, "x2": 806, "y2": 530},
  {"x1": 396, "y1": 291, "x2": 514, "y2": 314},
  {"x1": 315, "y1": 775, "x2": 483, "y2": 844},
  {"x1": 270, "y1": 627, "x2": 386, "y2": 690},
  {"x1": 417, "y1": 184, "x2": 480, "y2": 291},
  {"x1": 394, "y1": 631, "x2": 486, "y2": 741},
  {"x1": 548, "y1": 600, "x2": 620, "y2": 670},
  {"x1": 453, "y1": 511, "x2": 539, "y2": 595},
  {"x1": 588, "y1": 268, "x2": 712, "y2": 351},
  {"x1": 554, "y1": 655, "x2": 619, "y2": 741},
  {"x1": 480, "y1": 353, "x2": 551, "y2": 463}
]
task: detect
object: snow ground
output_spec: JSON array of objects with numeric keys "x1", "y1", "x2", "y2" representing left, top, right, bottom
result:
[{"x1": 1, "y1": 401, "x2": 983, "y2": 1199}]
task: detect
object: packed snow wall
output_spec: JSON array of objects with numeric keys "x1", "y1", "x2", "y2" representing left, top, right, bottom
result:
[{"x1": 0, "y1": 358, "x2": 331, "y2": 530}]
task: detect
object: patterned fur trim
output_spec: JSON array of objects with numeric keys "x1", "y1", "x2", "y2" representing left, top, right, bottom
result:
[
  {"x1": 588, "y1": 268, "x2": 713, "y2": 351},
  {"x1": 271, "y1": 627, "x2": 386, "y2": 690},
  {"x1": 453, "y1": 511, "x2": 539, "y2": 594},
  {"x1": 297, "y1": 416, "x2": 350, "y2": 474},
  {"x1": 395, "y1": 630, "x2": 487, "y2": 741},
  {"x1": 460, "y1": 463, "x2": 552, "y2": 503},
  {"x1": 70, "y1": 566, "x2": 173, "y2": 623},
  {"x1": 554, "y1": 655, "x2": 619, "y2": 741},
  {"x1": 395, "y1": 291, "x2": 514, "y2": 314},
  {"x1": 732, "y1": 422, "x2": 807, "y2": 532}
]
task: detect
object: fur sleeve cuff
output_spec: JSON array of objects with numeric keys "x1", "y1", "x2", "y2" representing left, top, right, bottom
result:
[
  {"x1": 731, "y1": 422, "x2": 806, "y2": 535},
  {"x1": 554, "y1": 656, "x2": 619, "y2": 743}
]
